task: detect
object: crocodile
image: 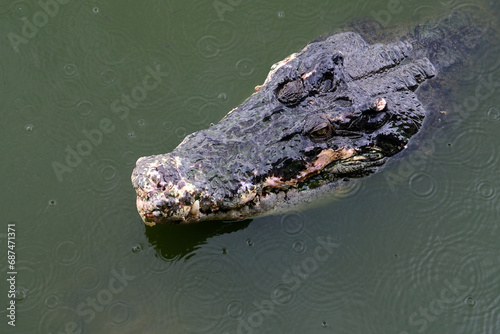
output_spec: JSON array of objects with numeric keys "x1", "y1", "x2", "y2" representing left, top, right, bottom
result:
[{"x1": 131, "y1": 9, "x2": 489, "y2": 225}]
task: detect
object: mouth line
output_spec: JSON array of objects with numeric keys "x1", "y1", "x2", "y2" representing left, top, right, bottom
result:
[
  {"x1": 265, "y1": 148, "x2": 386, "y2": 186},
  {"x1": 140, "y1": 148, "x2": 387, "y2": 225}
]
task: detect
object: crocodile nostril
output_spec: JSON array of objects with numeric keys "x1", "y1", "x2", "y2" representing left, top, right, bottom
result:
[
  {"x1": 360, "y1": 97, "x2": 388, "y2": 116},
  {"x1": 155, "y1": 165, "x2": 182, "y2": 188},
  {"x1": 374, "y1": 98, "x2": 387, "y2": 112},
  {"x1": 155, "y1": 199, "x2": 167, "y2": 208}
]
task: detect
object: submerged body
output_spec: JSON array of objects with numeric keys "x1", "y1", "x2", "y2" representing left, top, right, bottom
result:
[{"x1": 132, "y1": 10, "x2": 486, "y2": 225}]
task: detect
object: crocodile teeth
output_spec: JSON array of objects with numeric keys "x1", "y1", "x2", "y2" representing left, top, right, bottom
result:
[{"x1": 190, "y1": 200, "x2": 200, "y2": 215}]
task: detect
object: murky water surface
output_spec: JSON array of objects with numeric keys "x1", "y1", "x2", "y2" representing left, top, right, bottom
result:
[{"x1": 1, "y1": 0, "x2": 499, "y2": 333}]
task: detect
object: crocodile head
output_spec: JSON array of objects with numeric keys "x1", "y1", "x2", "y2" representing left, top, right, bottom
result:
[{"x1": 131, "y1": 32, "x2": 436, "y2": 225}]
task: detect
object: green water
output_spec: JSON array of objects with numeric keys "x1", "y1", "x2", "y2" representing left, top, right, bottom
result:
[{"x1": 1, "y1": 0, "x2": 499, "y2": 333}]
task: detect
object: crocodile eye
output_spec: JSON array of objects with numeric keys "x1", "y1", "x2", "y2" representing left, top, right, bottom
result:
[
  {"x1": 314, "y1": 128, "x2": 328, "y2": 136},
  {"x1": 310, "y1": 126, "x2": 333, "y2": 140},
  {"x1": 304, "y1": 115, "x2": 334, "y2": 141}
]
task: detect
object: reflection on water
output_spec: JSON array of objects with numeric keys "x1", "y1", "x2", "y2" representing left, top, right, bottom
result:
[
  {"x1": 1, "y1": 0, "x2": 499, "y2": 333},
  {"x1": 145, "y1": 220, "x2": 251, "y2": 260}
]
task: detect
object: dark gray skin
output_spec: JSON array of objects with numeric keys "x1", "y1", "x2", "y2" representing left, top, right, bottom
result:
[{"x1": 132, "y1": 9, "x2": 487, "y2": 225}]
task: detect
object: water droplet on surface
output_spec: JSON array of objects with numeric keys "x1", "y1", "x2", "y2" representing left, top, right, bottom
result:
[
  {"x1": 488, "y1": 107, "x2": 500, "y2": 121},
  {"x1": 292, "y1": 240, "x2": 306, "y2": 253},
  {"x1": 63, "y1": 64, "x2": 77, "y2": 77},
  {"x1": 48, "y1": 199, "x2": 57, "y2": 206},
  {"x1": 236, "y1": 58, "x2": 256, "y2": 77},
  {"x1": 464, "y1": 296, "x2": 477, "y2": 308},
  {"x1": 162, "y1": 120, "x2": 175, "y2": 132},
  {"x1": 281, "y1": 211, "x2": 306, "y2": 236},
  {"x1": 277, "y1": 10, "x2": 285, "y2": 18},
  {"x1": 246, "y1": 239, "x2": 253, "y2": 246},
  {"x1": 92, "y1": 7, "x2": 99, "y2": 14},
  {"x1": 108, "y1": 301, "x2": 132, "y2": 326},
  {"x1": 476, "y1": 181, "x2": 495, "y2": 200},
  {"x1": 322, "y1": 321, "x2": 328, "y2": 327},
  {"x1": 76, "y1": 100, "x2": 93, "y2": 117},
  {"x1": 197, "y1": 36, "x2": 220, "y2": 58},
  {"x1": 128, "y1": 131, "x2": 136, "y2": 139},
  {"x1": 175, "y1": 127, "x2": 187, "y2": 139},
  {"x1": 45, "y1": 295, "x2": 59, "y2": 309},
  {"x1": 409, "y1": 172, "x2": 435, "y2": 198},
  {"x1": 131, "y1": 243, "x2": 143, "y2": 254},
  {"x1": 24, "y1": 124, "x2": 35, "y2": 135},
  {"x1": 221, "y1": 247, "x2": 227, "y2": 254},
  {"x1": 218, "y1": 92, "x2": 227, "y2": 103},
  {"x1": 272, "y1": 283, "x2": 294, "y2": 305},
  {"x1": 15, "y1": 288, "x2": 27, "y2": 302},
  {"x1": 100, "y1": 69, "x2": 116, "y2": 85},
  {"x1": 226, "y1": 300, "x2": 243, "y2": 318},
  {"x1": 11, "y1": 3, "x2": 31, "y2": 19}
]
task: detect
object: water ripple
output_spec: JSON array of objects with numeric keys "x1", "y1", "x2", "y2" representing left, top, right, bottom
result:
[
  {"x1": 450, "y1": 126, "x2": 498, "y2": 173},
  {"x1": 88, "y1": 158, "x2": 122, "y2": 196},
  {"x1": 240, "y1": 6, "x2": 286, "y2": 44},
  {"x1": 289, "y1": 1, "x2": 354, "y2": 27},
  {"x1": 409, "y1": 171, "x2": 437, "y2": 198},
  {"x1": 53, "y1": 239, "x2": 81, "y2": 267},
  {"x1": 1, "y1": 241, "x2": 54, "y2": 315},
  {"x1": 280, "y1": 210, "x2": 307, "y2": 237},
  {"x1": 44, "y1": 293, "x2": 61, "y2": 310},
  {"x1": 127, "y1": 116, "x2": 182, "y2": 156},
  {"x1": 487, "y1": 106, "x2": 500, "y2": 121},
  {"x1": 17, "y1": 104, "x2": 37, "y2": 121},
  {"x1": 408, "y1": 229, "x2": 498, "y2": 306},
  {"x1": 107, "y1": 300, "x2": 133, "y2": 327},
  {"x1": 296, "y1": 242, "x2": 365, "y2": 314},
  {"x1": 198, "y1": 19, "x2": 242, "y2": 58},
  {"x1": 362, "y1": 225, "x2": 499, "y2": 332},
  {"x1": 182, "y1": 93, "x2": 223, "y2": 129},
  {"x1": 235, "y1": 58, "x2": 257, "y2": 79},
  {"x1": 15, "y1": 259, "x2": 55, "y2": 313},
  {"x1": 249, "y1": 227, "x2": 304, "y2": 298},
  {"x1": 385, "y1": 149, "x2": 456, "y2": 220},
  {"x1": 73, "y1": 265, "x2": 102, "y2": 293},
  {"x1": 75, "y1": 100, "x2": 94, "y2": 118},
  {"x1": 167, "y1": 244, "x2": 247, "y2": 334},
  {"x1": 196, "y1": 35, "x2": 220, "y2": 58},
  {"x1": 39, "y1": 307, "x2": 84, "y2": 334},
  {"x1": 226, "y1": 299, "x2": 244, "y2": 319},
  {"x1": 52, "y1": 77, "x2": 89, "y2": 110},
  {"x1": 143, "y1": 244, "x2": 177, "y2": 276},
  {"x1": 9, "y1": 1, "x2": 34, "y2": 19},
  {"x1": 181, "y1": 5, "x2": 242, "y2": 60},
  {"x1": 474, "y1": 179, "x2": 497, "y2": 201}
]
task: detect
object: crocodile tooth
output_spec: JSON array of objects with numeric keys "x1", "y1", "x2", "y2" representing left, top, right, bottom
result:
[{"x1": 190, "y1": 200, "x2": 200, "y2": 215}]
